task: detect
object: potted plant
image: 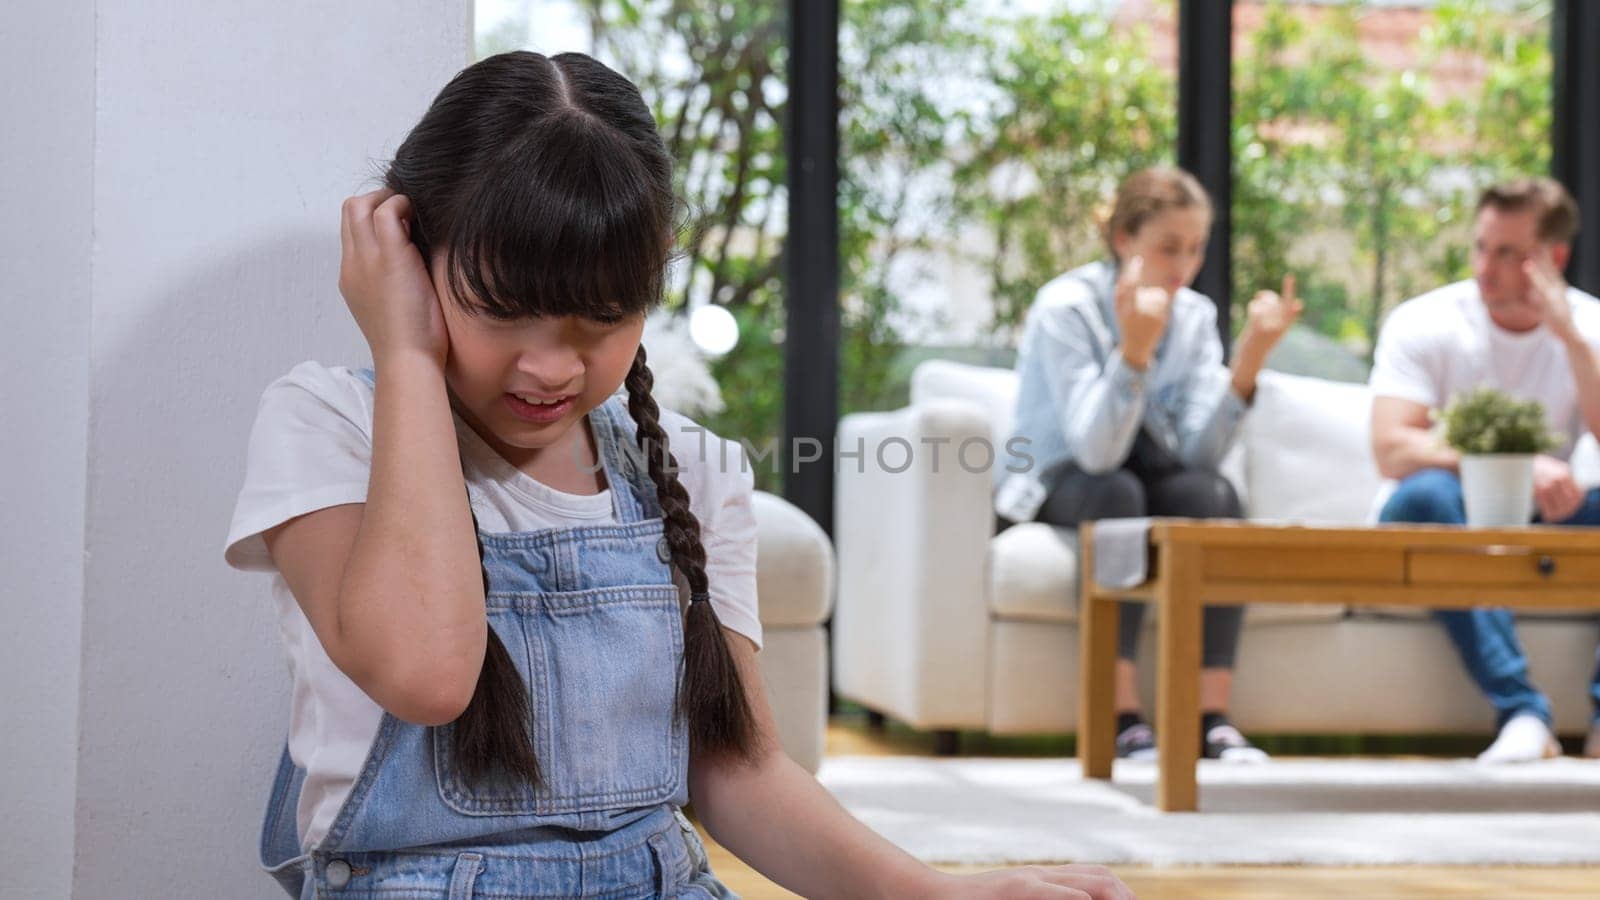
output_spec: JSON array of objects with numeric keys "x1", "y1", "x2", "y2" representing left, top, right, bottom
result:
[{"x1": 1438, "y1": 388, "x2": 1558, "y2": 527}]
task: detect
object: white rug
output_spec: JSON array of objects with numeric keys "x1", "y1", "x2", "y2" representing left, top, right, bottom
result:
[{"x1": 816, "y1": 755, "x2": 1600, "y2": 865}]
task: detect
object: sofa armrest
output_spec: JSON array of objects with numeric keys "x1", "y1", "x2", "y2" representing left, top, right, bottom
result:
[
  {"x1": 832, "y1": 399, "x2": 995, "y2": 729},
  {"x1": 752, "y1": 490, "x2": 834, "y2": 628},
  {"x1": 749, "y1": 490, "x2": 832, "y2": 773}
]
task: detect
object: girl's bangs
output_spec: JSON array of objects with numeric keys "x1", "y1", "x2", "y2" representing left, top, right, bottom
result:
[{"x1": 443, "y1": 114, "x2": 671, "y2": 321}]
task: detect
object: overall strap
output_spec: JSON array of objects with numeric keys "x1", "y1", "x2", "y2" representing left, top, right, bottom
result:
[{"x1": 587, "y1": 396, "x2": 664, "y2": 524}]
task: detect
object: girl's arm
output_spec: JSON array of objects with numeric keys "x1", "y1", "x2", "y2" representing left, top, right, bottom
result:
[
  {"x1": 263, "y1": 190, "x2": 486, "y2": 726},
  {"x1": 1173, "y1": 276, "x2": 1301, "y2": 471},
  {"x1": 1228, "y1": 273, "x2": 1301, "y2": 404},
  {"x1": 689, "y1": 633, "x2": 1135, "y2": 900},
  {"x1": 1030, "y1": 296, "x2": 1146, "y2": 475},
  {"x1": 1170, "y1": 315, "x2": 1248, "y2": 472}
]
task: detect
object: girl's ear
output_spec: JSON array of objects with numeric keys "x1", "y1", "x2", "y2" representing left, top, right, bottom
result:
[
  {"x1": 426, "y1": 251, "x2": 461, "y2": 308},
  {"x1": 1111, "y1": 229, "x2": 1133, "y2": 262}
]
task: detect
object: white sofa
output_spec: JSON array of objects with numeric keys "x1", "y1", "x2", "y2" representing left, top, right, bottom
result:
[
  {"x1": 833, "y1": 360, "x2": 1600, "y2": 742},
  {"x1": 752, "y1": 490, "x2": 834, "y2": 771}
]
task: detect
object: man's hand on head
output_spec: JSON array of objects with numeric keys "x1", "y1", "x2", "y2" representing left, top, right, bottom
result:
[{"x1": 1525, "y1": 247, "x2": 1577, "y2": 344}]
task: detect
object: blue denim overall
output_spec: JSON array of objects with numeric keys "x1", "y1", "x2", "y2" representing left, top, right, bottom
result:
[{"x1": 259, "y1": 369, "x2": 735, "y2": 899}]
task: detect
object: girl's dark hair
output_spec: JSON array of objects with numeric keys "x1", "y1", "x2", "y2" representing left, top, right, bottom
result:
[{"x1": 384, "y1": 50, "x2": 758, "y2": 786}]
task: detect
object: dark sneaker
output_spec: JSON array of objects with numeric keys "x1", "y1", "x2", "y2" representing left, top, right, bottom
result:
[
  {"x1": 1204, "y1": 722, "x2": 1269, "y2": 762},
  {"x1": 1115, "y1": 721, "x2": 1157, "y2": 760}
]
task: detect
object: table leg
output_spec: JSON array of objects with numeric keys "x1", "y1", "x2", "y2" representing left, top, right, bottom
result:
[
  {"x1": 1156, "y1": 543, "x2": 1202, "y2": 812},
  {"x1": 1078, "y1": 523, "x2": 1118, "y2": 780}
]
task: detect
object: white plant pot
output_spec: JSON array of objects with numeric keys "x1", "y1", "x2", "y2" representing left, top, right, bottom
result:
[{"x1": 1459, "y1": 454, "x2": 1536, "y2": 527}]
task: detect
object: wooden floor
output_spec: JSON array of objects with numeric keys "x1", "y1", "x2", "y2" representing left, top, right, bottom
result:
[{"x1": 692, "y1": 718, "x2": 1599, "y2": 899}]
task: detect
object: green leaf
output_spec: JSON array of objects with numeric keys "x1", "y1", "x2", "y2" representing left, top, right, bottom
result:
[{"x1": 1440, "y1": 388, "x2": 1559, "y2": 455}]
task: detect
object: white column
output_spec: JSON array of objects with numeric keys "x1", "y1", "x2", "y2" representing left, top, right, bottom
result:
[
  {"x1": 1, "y1": 4, "x2": 95, "y2": 900},
  {"x1": 3, "y1": 2, "x2": 471, "y2": 897}
]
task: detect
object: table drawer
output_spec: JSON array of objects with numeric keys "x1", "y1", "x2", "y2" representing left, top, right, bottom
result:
[
  {"x1": 1204, "y1": 547, "x2": 1404, "y2": 582},
  {"x1": 1407, "y1": 548, "x2": 1600, "y2": 586}
]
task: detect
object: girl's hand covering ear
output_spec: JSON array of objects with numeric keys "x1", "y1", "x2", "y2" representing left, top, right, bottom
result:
[{"x1": 338, "y1": 189, "x2": 450, "y2": 368}]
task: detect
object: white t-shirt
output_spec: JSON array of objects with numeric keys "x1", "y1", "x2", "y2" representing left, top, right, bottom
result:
[
  {"x1": 224, "y1": 361, "x2": 761, "y2": 851},
  {"x1": 1369, "y1": 279, "x2": 1600, "y2": 460}
]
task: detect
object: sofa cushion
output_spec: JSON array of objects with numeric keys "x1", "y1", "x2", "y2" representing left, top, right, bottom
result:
[
  {"x1": 986, "y1": 523, "x2": 1345, "y2": 626},
  {"x1": 1243, "y1": 370, "x2": 1381, "y2": 524},
  {"x1": 752, "y1": 490, "x2": 834, "y2": 627},
  {"x1": 988, "y1": 523, "x2": 1081, "y2": 623},
  {"x1": 911, "y1": 359, "x2": 1393, "y2": 525}
]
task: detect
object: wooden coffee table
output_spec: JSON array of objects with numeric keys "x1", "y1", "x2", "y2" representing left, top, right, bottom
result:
[{"x1": 1077, "y1": 520, "x2": 1600, "y2": 812}]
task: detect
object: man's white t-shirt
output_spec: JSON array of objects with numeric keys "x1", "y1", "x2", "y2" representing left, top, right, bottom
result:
[
  {"x1": 224, "y1": 361, "x2": 762, "y2": 852},
  {"x1": 1369, "y1": 279, "x2": 1600, "y2": 460}
]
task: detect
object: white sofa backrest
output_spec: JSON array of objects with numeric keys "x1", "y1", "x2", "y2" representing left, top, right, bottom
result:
[
  {"x1": 908, "y1": 359, "x2": 1344, "y2": 516},
  {"x1": 910, "y1": 359, "x2": 1019, "y2": 442},
  {"x1": 1241, "y1": 370, "x2": 1380, "y2": 523},
  {"x1": 907, "y1": 358, "x2": 1251, "y2": 499},
  {"x1": 911, "y1": 360, "x2": 1021, "y2": 488},
  {"x1": 906, "y1": 358, "x2": 1600, "y2": 520},
  {"x1": 1238, "y1": 370, "x2": 1600, "y2": 520}
]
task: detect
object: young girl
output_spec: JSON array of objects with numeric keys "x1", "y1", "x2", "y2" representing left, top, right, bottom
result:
[
  {"x1": 995, "y1": 166, "x2": 1301, "y2": 765},
  {"x1": 226, "y1": 51, "x2": 1133, "y2": 899}
]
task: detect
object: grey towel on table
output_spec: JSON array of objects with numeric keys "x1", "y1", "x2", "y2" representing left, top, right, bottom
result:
[{"x1": 1090, "y1": 517, "x2": 1154, "y2": 590}]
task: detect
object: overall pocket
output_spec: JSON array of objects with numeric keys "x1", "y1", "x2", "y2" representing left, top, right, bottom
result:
[{"x1": 432, "y1": 585, "x2": 685, "y2": 816}]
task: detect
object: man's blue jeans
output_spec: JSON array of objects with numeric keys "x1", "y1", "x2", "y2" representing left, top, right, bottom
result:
[{"x1": 1380, "y1": 468, "x2": 1600, "y2": 728}]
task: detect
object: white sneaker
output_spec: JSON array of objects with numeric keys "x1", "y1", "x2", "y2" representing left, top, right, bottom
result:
[
  {"x1": 1476, "y1": 713, "x2": 1561, "y2": 763},
  {"x1": 1114, "y1": 722, "x2": 1158, "y2": 761},
  {"x1": 1204, "y1": 723, "x2": 1270, "y2": 763}
]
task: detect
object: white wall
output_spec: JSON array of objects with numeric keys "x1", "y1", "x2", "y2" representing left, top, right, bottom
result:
[
  {"x1": 4, "y1": 2, "x2": 469, "y2": 897},
  {"x1": 2, "y1": 3, "x2": 95, "y2": 899}
]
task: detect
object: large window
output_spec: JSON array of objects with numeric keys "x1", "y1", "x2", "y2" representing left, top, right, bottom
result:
[
  {"x1": 473, "y1": 1, "x2": 1182, "y2": 486},
  {"x1": 475, "y1": 0, "x2": 1561, "y2": 493},
  {"x1": 1231, "y1": 0, "x2": 1552, "y2": 379},
  {"x1": 835, "y1": 1, "x2": 1179, "y2": 415}
]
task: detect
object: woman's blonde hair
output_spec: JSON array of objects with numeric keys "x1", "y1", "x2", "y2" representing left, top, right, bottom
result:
[{"x1": 1102, "y1": 166, "x2": 1212, "y2": 260}]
